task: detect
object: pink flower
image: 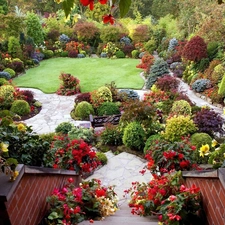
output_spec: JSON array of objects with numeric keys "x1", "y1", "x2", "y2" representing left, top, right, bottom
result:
[{"x1": 168, "y1": 195, "x2": 177, "y2": 201}]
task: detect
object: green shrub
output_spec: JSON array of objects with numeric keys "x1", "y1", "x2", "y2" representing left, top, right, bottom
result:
[
  {"x1": 10, "y1": 100, "x2": 31, "y2": 116},
  {"x1": 72, "y1": 101, "x2": 94, "y2": 120},
  {"x1": 131, "y1": 50, "x2": 139, "y2": 58},
  {"x1": 60, "y1": 51, "x2": 68, "y2": 57},
  {"x1": 68, "y1": 126, "x2": 95, "y2": 144},
  {"x1": 144, "y1": 134, "x2": 162, "y2": 155},
  {"x1": 55, "y1": 122, "x2": 73, "y2": 134},
  {"x1": 171, "y1": 100, "x2": 192, "y2": 116},
  {"x1": 0, "y1": 85, "x2": 15, "y2": 109},
  {"x1": 207, "y1": 41, "x2": 219, "y2": 61},
  {"x1": 0, "y1": 109, "x2": 14, "y2": 118},
  {"x1": 164, "y1": 115, "x2": 197, "y2": 142},
  {"x1": 145, "y1": 58, "x2": 169, "y2": 89},
  {"x1": 96, "y1": 152, "x2": 108, "y2": 165},
  {"x1": 8, "y1": 36, "x2": 22, "y2": 58},
  {"x1": 39, "y1": 132, "x2": 56, "y2": 144},
  {"x1": 218, "y1": 74, "x2": 225, "y2": 97},
  {"x1": 3, "y1": 68, "x2": 16, "y2": 77},
  {"x1": 122, "y1": 121, "x2": 145, "y2": 151},
  {"x1": 97, "y1": 102, "x2": 120, "y2": 116},
  {"x1": 43, "y1": 50, "x2": 54, "y2": 59},
  {"x1": 144, "y1": 39, "x2": 157, "y2": 54},
  {"x1": 0, "y1": 78, "x2": 9, "y2": 86},
  {"x1": 191, "y1": 132, "x2": 212, "y2": 164},
  {"x1": 100, "y1": 123, "x2": 123, "y2": 146},
  {"x1": 211, "y1": 64, "x2": 225, "y2": 85},
  {"x1": 208, "y1": 143, "x2": 225, "y2": 169},
  {"x1": 100, "y1": 26, "x2": 121, "y2": 43},
  {"x1": 115, "y1": 50, "x2": 125, "y2": 58}
]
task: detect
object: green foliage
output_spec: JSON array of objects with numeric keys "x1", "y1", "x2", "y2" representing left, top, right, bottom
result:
[
  {"x1": 97, "y1": 102, "x2": 120, "y2": 116},
  {"x1": 0, "y1": 123, "x2": 50, "y2": 166},
  {"x1": 144, "y1": 39, "x2": 157, "y2": 54},
  {"x1": 145, "y1": 58, "x2": 169, "y2": 89},
  {"x1": 191, "y1": 132, "x2": 212, "y2": 164},
  {"x1": 96, "y1": 152, "x2": 108, "y2": 165},
  {"x1": 171, "y1": 100, "x2": 192, "y2": 116},
  {"x1": 208, "y1": 143, "x2": 225, "y2": 169},
  {"x1": 207, "y1": 41, "x2": 219, "y2": 60},
  {"x1": 218, "y1": 74, "x2": 225, "y2": 96},
  {"x1": 3, "y1": 68, "x2": 16, "y2": 78},
  {"x1": 55, "y1": 122, "x2": 73, "y2": 134},
  {"x1": 10, "y1": 100, "x2": 31, "y2": 116},
  {"x1": 100, "y1": 123, "x2": 123, "y2": 146},
  {"x1": 100, "y1": 26, "x2": 121, "y2": 43},
  {"x1": 0, "y1": 78, "x2": 9, "y2": 86},
  {"x1": 164, "y1": 115, "x2": 197, "y2": 142},
  {"x1": 131, "y1": 49, "x2": 139, "y2": 58},
  {"x1": 0, "y1": 85, "x2": 15, "y2": 109},
  {"x1": 0, "y1": 0, "x2": 8, "y2": 15},
  {"x1": 26, "y1": 12, "x2": 44, "y2": 45},
  {"x1": 72, "y1": 101, "x2": 94, "y2": 120},
  {"x1": 211, "y1": 64, "x2": 225, "y2": 85},
  {"x1": 144, "y1": 134, "x2": 162, "y2": 155},
  {"x1": 115, "y1": 50, "x2": 125, "y2": 58},
  {"x1": 68, "y1": 126, "x2": 95, "y2": 144},
  {"x1": 43, "y1": 50, "x2": 54, "y2": 59},
  {"x1": 122, "y1": 121, "x2": 145, "y2": 151},
  {"x1": 8, "y1": 36, "x2": 22, "y2": 58}
]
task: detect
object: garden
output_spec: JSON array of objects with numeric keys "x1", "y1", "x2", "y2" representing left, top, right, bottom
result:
[{"x1": 1, "y1": 0, "x2": 225, "y2": 225}]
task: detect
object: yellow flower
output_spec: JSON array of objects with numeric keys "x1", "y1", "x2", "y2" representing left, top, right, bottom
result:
[
  {"x1": 199, "y1": 144, "x2": 210, "y2": 157},
  {"x1": 158, "y1": 222, "x2": 164, "y2": 225},
  {"x1": 0, "y1": 142, "x2": 9, "y2": 152},
  {"x1": 224, "y1": 153, "x2": 225, "y2": 158},
  {"x1": 10, "y1": 171, "x2": 19, "y2": 181},
  {"x1": 212, "y1": 139, "x2": 218, "y2": 148},
  {"x1": 17, "y1": 123, "x2": 26, "y2": 132}
]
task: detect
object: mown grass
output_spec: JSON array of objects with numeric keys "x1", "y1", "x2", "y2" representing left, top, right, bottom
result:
[{"x1": 13, "y1": 57, "x2": 144, "y2": 93}]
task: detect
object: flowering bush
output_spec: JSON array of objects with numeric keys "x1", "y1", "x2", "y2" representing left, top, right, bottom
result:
[
  {"x1": 145, "y1": 136, "x2": 198, "y2": 175},
  {"x1": 46, "y1": 178, "x2": 118, "y2": 224},
  {"x1": 126, "y1": 171, "x2": 203, "y2": 225},
  {"x1": 0, "y1": 141, "x2": 19, "y2": 181},
  {"x1": 43, "y1": 136, "x2": 100, "y2": 175},
  {"x1": 56, "y1": 73, "x2": 81, "y2": 96}
]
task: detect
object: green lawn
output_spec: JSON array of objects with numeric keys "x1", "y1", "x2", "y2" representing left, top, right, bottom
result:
[{"x1": 13, "y1": 57, "x2": 144, "y2": 93}]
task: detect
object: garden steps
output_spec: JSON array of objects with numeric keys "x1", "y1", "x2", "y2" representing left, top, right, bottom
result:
[{"x1": 79, "y1": 203, "x2": 158, "y2": 225}]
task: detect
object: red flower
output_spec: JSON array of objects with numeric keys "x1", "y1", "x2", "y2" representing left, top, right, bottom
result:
[
  {"x1": 95, "y1": 188, "x2": 106, "y2": 197},
  {"x1": 179, "y1": 160, "x2": 190, "y2": 169},
  {"x1": 102, "y1": 14, "x2": 115, "y2": 25},
  {"x1": 191, "y1": 145, "x2": 196, "y2": 150},
  {"x1": 139, "y1": 169, "x2": 146, "y2": 175},
  {"x1": 80, "y1": 0, "x2": 94, "y2": 10},
  {"x1": 89, "y1": 219, "x2": 94, "y2": 223},
  {"x1": 67, "y1": 178, "x2": 74, "y2": 183},
  {"x1": 99, "y1": 0, "x2": 107, "y2": 4},
  {"x1": 168, "y1": 195, "x2": 177, "y2": 201}
]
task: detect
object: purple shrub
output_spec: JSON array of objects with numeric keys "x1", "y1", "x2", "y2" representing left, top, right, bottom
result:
[
  {"x1": 68, "y1": 50, "x2": 78, "y2": 58},
  {"x1": 75, "y1": 92, "x2": 91, "y2": 104},
  {"x1": 193, "y1": 108, "x2": 224, "y2": 136},
  {"x1": 155, "y1": 75, "x2": 180, "y2": 92}
]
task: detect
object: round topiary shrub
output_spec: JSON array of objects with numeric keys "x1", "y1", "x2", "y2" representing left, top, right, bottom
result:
[
  {"x1": 0, "y1": 78, "x2": 9, "y2": 86},
  {"x1": 171, "y1": 100, "x2": 192, "y2": 116},
  {"x1": 131, "y1": 50, "x2": 139, "y2": 58},
  {"x1": 97, "y1": 86, "x2": 112, "y2": 102},
  {"x1": 43, "y1": 50, "x2": 54, "y2": 59},
  {"x1": 10, "y1": 100, "x2": 31, "y2": 116},
  {"x1": 3, "y1": 68, "x2": 16, "y2": 78},
  {"x1": 72, "y1": 101, "x2": 94, "y2": 120},
  {"x1": 164, "y1": 115, "x2": 197, "y2": 142},
  {"x1": 115, "y1": 50, "x2": 125, "y2": 58},
  {"x1": 0, "y1": 85, "x2": 15, "y2": 109},
  {"x1": 122, "y1": 121, "x2": 145, "y2": 151},
  {"x1": 55, "y1": 122, "x2": 73, "y2": 134},
  {"x1": 60, "y1": 51, "x2": 69, "y2": 57},
  {"x1": 191, "y1": 132, "x2": 213, "y2": 164},
  {"x1": 97, "y1": 102, "x2": 120, "y2": 116},
  {"x1": 191, "y1": 79, "x2": 211, "y2": 93}
]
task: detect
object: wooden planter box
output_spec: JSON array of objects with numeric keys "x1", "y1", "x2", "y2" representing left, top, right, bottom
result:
[
  {"x1": 0, "y1": 165, "x2": 81, "y2": 225},
  {"x1": 182, "y1": 169, "x2": 225, "y2": 225}
]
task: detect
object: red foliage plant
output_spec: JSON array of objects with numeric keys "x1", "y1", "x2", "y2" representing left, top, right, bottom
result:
[
  {"x1": 136, "y1": 53, "x2": 155, "y2": 72},
  {"x1": 182, "y1": 36, "x2": 207, "y2": 62}
]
